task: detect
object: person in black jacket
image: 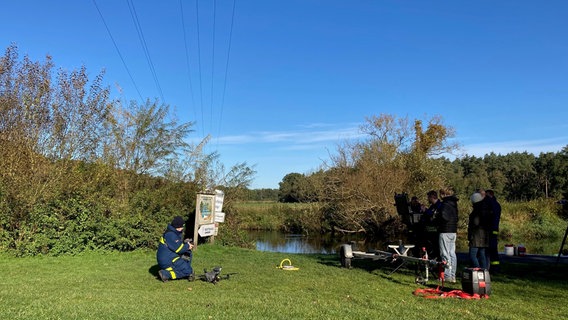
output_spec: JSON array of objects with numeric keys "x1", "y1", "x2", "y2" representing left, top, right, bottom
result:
[
  {"x1": 485, "y1": 189, "x2": 501, "y2": 272},
  {"x1": 435, "y1": 188, "x2": 459, "y2": 283},
  {"x1": 468, "y1": 192, "x2": 490, "y2": 269},
  {"x1": 418, "y1": 190, "x2": 443, "y2": 259},
  {"x1": 156, "y1": 216, "x2": 194, "y2": 282}
]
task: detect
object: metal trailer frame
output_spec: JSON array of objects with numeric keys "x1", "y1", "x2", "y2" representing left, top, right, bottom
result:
[{"x1": 339, "y1": 241, "x2": 446, "y2": 284}]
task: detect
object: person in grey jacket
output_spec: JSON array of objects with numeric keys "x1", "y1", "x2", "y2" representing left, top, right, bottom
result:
[{"x1": 468, "y1": 192, "x2": 491, "y2": 269}]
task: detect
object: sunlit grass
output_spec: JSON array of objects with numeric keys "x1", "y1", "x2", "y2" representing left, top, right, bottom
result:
[{"x1": 1, "y1": 245, "x2": 567, "y2": 319}]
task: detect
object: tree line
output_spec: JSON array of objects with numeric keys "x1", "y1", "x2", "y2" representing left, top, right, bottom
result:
[
  {"x1": 0, "y1": 45, "x2": 254, "y2": 255},
  {"x1": 278, "y1": 149, "x2": 568, "y2": 204},
  {"x1": 274, "y1": 115, "x2": 568, "y2": 236}
]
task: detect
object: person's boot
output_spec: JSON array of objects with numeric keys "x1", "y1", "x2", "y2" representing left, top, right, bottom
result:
[
  {"x1": 188, "y1": 272, "x2": 195, "y2": 282},
  {"x1": 158, "y1": 270, "x2": 169, "y2": 282}
]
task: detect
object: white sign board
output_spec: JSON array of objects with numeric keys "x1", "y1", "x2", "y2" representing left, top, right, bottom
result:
[
  {"x1": 198, "y1": 224, "x2": 217, "y2": 237},
  {"x1": 215, "y1": 189, "x2": 224, "y2": 213},
  {"x1": 215, "y1": 212, "x2": 225, "y2": 223}
]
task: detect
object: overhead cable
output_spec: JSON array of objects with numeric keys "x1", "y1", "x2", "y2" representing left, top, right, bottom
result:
[
  {"x1": 216, "y1": 0, "x2": 237, "y2": 146},
  {"x1": 127, "y1": 0, "x2": 165, "y2": 103},
  {"x1": 195, "y1": 0, "x2": 205, "y2": 137},
  {"x1": 179, "y1": 0, "x2": 199, "y2": 136},
  {"x1": 92, "y1": 0, "x2": 143, "y2": 101},
  {"x1": 209, "y1": 0, "x2": 217, "y2": 134}
]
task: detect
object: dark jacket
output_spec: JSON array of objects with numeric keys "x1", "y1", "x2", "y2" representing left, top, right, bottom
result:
[
  {"x1": 435, "y1": 196, "x2": 458, "y2": 233},
  {"x1": 424, "y1": 199, "x2": 442, "y2": 217},
  {"x1": 468, "y1": 201, "x2": 491, "y2": 248},
  {"x1": 420, "y1": 199, "x2": 441, "y2": 230},
  {"x1": 156, "y1": 224, "x2": 192, "y2": 268},
  {"x1": 488, "y1": 196, "x2": 501, "y2": 232}
]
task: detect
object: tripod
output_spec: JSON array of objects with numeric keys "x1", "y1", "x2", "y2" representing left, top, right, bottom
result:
[{"x1": 557, "y1": 223, "x2": 568, "y2": 265}]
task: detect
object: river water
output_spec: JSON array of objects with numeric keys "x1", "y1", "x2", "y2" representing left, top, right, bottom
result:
[{"x1": 250, "y1": 230, "x2": 563, "y2": 256}]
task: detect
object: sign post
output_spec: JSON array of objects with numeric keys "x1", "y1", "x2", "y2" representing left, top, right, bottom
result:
[{"x1": 192, "y1": 190, "x2": 225, "y2": 249}]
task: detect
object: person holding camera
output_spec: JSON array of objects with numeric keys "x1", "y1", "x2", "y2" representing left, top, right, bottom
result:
[{"x1": 156, "y1": 216, "x2": 195, "y2": 282}]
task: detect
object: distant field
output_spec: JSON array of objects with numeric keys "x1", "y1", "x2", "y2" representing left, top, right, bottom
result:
[{"x1": 232, "y1": 201, "x2": 321, "y2": 231}]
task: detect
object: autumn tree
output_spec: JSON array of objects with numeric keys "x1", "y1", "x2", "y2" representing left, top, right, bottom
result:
[{"x1": 319, "y1": 114, "x2": 458, "y2": 236}]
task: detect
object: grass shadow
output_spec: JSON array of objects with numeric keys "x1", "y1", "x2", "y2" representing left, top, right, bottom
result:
[
  {"x1": 302, "y1": 252, "x2": 565, "y2": 291},
  {"x1": 493, "y1": 261, "x2": 568, "y2": 284},
  {"x1": 148, "y1": 264, "x2": 160, "y2": 278}
]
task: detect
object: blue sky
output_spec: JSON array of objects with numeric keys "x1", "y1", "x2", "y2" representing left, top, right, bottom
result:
[{"x1": 2, "y1": 1, "x2": 567, "y2": 189}]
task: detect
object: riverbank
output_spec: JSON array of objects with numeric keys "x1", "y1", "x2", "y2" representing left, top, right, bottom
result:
[{"x1": 232, "y1": 200, "x2": 567, "y2": 255}]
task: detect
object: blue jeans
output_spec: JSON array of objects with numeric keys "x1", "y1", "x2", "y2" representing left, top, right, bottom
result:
[
  {"x1": 439, "y1": 233, "x2": 457, "y2": 280},
  {"x1": 469, "y1": 247, "x2": 487, "y2": 269}
]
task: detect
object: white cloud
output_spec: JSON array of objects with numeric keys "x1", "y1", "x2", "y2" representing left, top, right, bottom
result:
[{"x1": 216, "y1": 124, "x2": 364, "y2": 146}]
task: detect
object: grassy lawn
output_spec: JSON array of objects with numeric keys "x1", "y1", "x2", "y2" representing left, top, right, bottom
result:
[{"x1": 1, "y1": 245, "x2": 567, "y2": 320}]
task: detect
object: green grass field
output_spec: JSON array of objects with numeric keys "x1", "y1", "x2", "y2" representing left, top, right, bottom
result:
[{"x1": 1, "y1": 245, "x2": 567, "y2": 319}]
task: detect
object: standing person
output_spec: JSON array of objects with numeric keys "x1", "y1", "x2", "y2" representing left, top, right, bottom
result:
[
  {"x1": 468, "y1": 192, "x2": 490, "y2": 269},
  {"x1": 435, "y1": 188, "x2": 459, "y2": 283},
  {"x1": 410, "y1": 196, "x2": 424, "y2": 213},
  {"x1": 157, "y1": 216, "x2": 195, "y2": 282},
  {"x1": 424, "y1": 190, "x2": 443, "y2": 218},
  {"x1": 485, "y1": 189, "x2": 501, "y2": 273},
  {"x1": 421, "y1": 190, "x2": 443, "y2": 258}
]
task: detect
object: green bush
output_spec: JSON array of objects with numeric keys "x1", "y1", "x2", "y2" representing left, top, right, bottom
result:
[{"x1": 4, "y1": 186, "x2": 186, "y2": 256}]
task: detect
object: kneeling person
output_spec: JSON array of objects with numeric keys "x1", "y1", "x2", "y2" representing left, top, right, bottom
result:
[{"x1": 157, "y1": 216, "x2": 194, "y2": 282}]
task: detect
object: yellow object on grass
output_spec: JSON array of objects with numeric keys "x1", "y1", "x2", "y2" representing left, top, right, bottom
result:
[{"x1": 277, "y1": 258, "x2": 299, "y2": 271}]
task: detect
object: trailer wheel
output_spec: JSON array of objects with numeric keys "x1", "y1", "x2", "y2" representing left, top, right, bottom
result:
[
  {"x1": 339, "y1": 244, "x2": 353, "y2": 269},
  {"x1": 415, "y1": 276, "x2": 426, "y2": 285}
]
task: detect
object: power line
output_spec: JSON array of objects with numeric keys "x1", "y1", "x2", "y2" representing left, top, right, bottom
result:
[
  {"x1": 179, "y1": 0, "x2": 200, "y2": 136},
  {"x1": 127, "y1": 0, "x2": 165, "y2": 103},
  {"x1": 195, "y1": 0, "x2": 205, "y2": 137},
  {"x1": 92, "y1": 0, "x2": 143, "y2": 101},
  {"x1": 209, "y1": 0, "x2": 217, "y2": 135},
  {"x1": 216, "y1": 0, "x2": 237, "y2": 145}
]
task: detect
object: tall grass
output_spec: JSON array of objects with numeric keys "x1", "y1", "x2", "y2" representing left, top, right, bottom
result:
[
  {"x1": 499, "y1": 199, "x2": 565, "y2": 240},
  {"x1": 232, "y1": 202, "x2": 322, "y2": 233},
  {"x1": 1, "y1": 245, "x2": 567, "y2": 320},
  {"x1": 235, "y1": 200, "x2": 567, "y2": 240}
]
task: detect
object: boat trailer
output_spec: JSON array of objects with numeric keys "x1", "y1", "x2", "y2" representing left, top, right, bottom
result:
[{"x1": 339, "y1": 241, "x2": 447, "y2": 284}]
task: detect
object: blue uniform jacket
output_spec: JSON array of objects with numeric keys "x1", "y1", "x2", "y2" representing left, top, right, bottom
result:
[{"x1": 156, "y1": 224, "x2": 191, "y2": 268}]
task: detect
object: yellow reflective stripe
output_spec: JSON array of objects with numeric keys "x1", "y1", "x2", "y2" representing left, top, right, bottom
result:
[
  {"x1": 172, "y1": 257, "x2": 180, "y2": 263},
  {"x1": 175, "y1": 243, "x2": 185, "y2": 253},
  {"x1": 490, "y1": 261, "x2": 500, "y2": 265},
  {"x1": 165, "y1": 266, "x2": 177, "y2": 279},
  {"x1": 160, "y1": 237, "x2": 165, "y2": 244},
  {"x1": 492, "y1": 231, "x2": 499, "y2": 235}
]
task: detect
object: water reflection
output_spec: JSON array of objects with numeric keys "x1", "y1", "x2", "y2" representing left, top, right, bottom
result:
[
  {"x1": 250, "y1": 230, "x2": 561, "y2": 255},
  {"x1": 250, "y1": 230, "x2": 395, "y2": 254},
  {"x1": 250, "y1": 230, "x2": 338, "y2": 254}
]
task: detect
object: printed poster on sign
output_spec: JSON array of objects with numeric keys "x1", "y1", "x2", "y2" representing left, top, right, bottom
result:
[
  {"x1": 197, "y1": 193, "x2": 215, "y2": 225},
  {"x1": 214, "y1": 189, "x2": 224, "y2": 213}
]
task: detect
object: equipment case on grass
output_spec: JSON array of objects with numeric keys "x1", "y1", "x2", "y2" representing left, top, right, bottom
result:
[{"x1": 461, "y1": 268, "x2": 491, "y2": 296}]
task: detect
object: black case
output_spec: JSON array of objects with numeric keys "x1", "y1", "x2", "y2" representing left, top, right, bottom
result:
[{"x1": 461, "y1": 268, "x2": 491, "y2": 295}]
